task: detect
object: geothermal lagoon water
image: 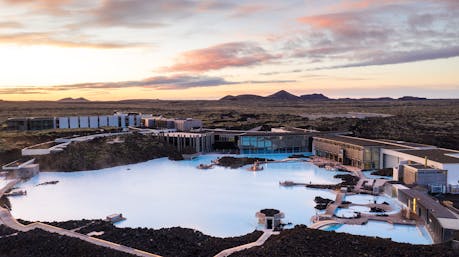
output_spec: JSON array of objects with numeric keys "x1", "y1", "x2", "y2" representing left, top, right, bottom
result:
[{"x1": 8, "y1": 153, "x2": 432, "y2": 244}]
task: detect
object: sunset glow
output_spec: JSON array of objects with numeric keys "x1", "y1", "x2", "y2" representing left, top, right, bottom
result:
[{"x1": 0, "y1": 0, "x2": 458, "y2": 100}]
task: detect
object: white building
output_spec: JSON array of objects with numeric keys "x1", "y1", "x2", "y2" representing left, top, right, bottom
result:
[{"x1": 381, "y1": 148, "x2": 459, "y2": 193}]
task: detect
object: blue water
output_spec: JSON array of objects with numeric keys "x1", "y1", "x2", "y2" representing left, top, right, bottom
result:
[
  {"x1": 7, "y1": 153, "x2": 432, "y2": 243},
  {"x1": 323, "y1": 221, "x2": 432, "y2": 245}
]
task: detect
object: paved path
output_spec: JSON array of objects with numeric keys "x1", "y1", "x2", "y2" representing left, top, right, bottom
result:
[
  {"x1": 0, "y1": 180, "x2": 162, "y2": 257},
  {"x1": 309, "y1": 220, "x2": 340, "y2": 229},
  {"x1": 214, "y1": 230, "x2": 278, "y2": 257},
  {"x1": 325, "y1": 191, "x2": 345, "y2": 216}
]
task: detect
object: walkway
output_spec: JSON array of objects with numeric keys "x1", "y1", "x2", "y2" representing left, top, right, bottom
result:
[
  {"x1": 325, "y1": 191, "x2": 345, "y2": 216},
  {"x1": 309, "y1": 220, "x2": 340, "y2": 229},
  {"x1": 0, "y1": 180, "x2": 162, "y2": 257},
  {"x1": 213, "y1": 230, "x2": 278, "y2": 257}
]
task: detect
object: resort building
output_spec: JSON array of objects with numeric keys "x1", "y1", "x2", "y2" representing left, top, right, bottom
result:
[
  {"x1": 313, "y1": 135, "x2": 459, "y2": 193},
  {"x1": 142, "y1": 117, "x2": 202, "y2": 131},
  {"x1": 157, "y1": 132, "x2": 214, "y2": 153},
  {"x1": 312, "y1": 135, "x2": 388, "y2": 169},
  {"x1": 7, "y1": 117, "x2": 56, "y2": 131},
  {"x1": 397, "y1": 188, "x2": 459, "y2": 243},
  {"x1": 5, "y1": 112, "x2": 168, "y2": 131},
  {"x1": 383, "y1": 148, "x2": 459, "y2": 193},
  {"x1": 238, "y1": 132, "x2": 311, "y2": 154}
]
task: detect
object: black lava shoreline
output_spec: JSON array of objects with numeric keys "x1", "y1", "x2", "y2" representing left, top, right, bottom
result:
[{"x1": 1, "y1": 221, "x2": 456, "y2": 257}]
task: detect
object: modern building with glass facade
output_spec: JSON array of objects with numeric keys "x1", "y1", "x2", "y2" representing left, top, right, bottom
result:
[
  {"x1": 313, "y1": 135, "x2": 387, "y2": 170},
  {"x1": 238, "y1": 132, "x2": 311, "y2": 154}
]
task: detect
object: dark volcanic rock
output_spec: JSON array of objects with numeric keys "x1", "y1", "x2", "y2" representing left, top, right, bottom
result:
[
  {"x1": 76, "y1": 220, "x2": 262, "y2": 257},
  {"x1": 36, "y1": 134, "x2": 184, "y2": 172},
  {"x1": 216, "y1": 156, "x2": 273, "y2": 169},
  {"x1": 231, "y1": 225, "x2": 456, "y2": 257},
  {"x1": 314, "y1": 196, "x2": 334, "y2": 210},
  {"x1": 0, "y1": 228, "x2": 134, "y2": 257},
  {"x1": 371, "y1": 168, "x2": 393, "y2": 177}
]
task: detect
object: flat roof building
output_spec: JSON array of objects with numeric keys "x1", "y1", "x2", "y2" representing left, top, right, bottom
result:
[{"x1": 312, "y1": 135, "x2": 393, "y2": 170}]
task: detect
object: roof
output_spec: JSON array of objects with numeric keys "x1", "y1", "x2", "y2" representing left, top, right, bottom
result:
[
  {"x1": 313, "y1": 135, "x2": 391, "y2": 147},
  {"x1": 399, "y1": 189, "x2": 457, "y2": 219},
  {"x1": 437, "y1": 218, "x2": 459, "y2": 230},
  {"x1": 397, "y1": 149, "x2": 459, "y2": 164},
  {"x1": 260, "y1": 209, "x2": 280, "y2": 216},
  {"x1": 242, "y1": 131, "x2": 310, "y2": 136},
  {"x1": 376, "y1": 139, "x2": 434, "y2": 149},
  {"x1": 404, "y1": 163, "x2": 440, "y2": 170}
]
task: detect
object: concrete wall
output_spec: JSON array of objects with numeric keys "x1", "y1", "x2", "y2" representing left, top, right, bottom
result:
[
  {"x1": 382, "y1": 152, "x2": 400, "y2": 169},
  {"x1": 443, "y1": 164, "x2": 459, "y2": 186},
  {"x1": 403, "y1": 166, "x2": 447, "y2": 186}
]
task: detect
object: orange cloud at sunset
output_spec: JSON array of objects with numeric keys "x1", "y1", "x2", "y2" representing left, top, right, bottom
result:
[{"x1": 162, "y1": 42, "x2": 278, "y2": 72}]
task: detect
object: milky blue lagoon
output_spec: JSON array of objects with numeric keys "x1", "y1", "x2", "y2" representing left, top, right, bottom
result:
[{"x1": 7, "y1": 153, "x2": 432, "y2": 244}]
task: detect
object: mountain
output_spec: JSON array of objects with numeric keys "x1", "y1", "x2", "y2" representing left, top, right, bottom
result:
[
  {"x1": 266, "y1": 90, "x2": 302, "y2": 101},
  {"x1": 219, "y1": 94, "x2": 264, "y2": 101},
  {"x1": 57, "y1": 97, "x2": 90, "y2": 103},
  {"x1": 337, "y1": 97, "x2": 395, "y2": 101},
  {"x1": 220, "y1": 90, "x2": 333, "y2": 101},
  {"x1": 398, "y1": 96, "x2": 427, "y2": 101},
  {"x1": 300, "y1": 93, "x2": 330, "y2": 101}
]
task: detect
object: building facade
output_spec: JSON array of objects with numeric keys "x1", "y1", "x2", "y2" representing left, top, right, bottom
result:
[
  {"x1": 6, "y1": 113, "x2": 147, "y2": 131},
  {"x1": 238, "y1": 132, "x2": 310, "y2": 154},
  {"x1": 158, "y1": 132, "x2": 214, "y2": 153},
  {"x1": 312, "y1": 135, "x2": 385, "y2": 170}
]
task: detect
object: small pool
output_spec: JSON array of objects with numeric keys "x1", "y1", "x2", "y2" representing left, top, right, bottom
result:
[
  {"x1": 335, "y1": 206, "x2": 371, "y2": 218},
  {"x1": 322, "y1": 221, "x2": 432, "y2": 244}
]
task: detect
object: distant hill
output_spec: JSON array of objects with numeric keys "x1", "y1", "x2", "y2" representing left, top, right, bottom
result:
[
  {"x1": 398, "y1": 96, "x2": 427, "y2": 101},
  {"x1": 266, "y1": 90, "x2": 301, "y2": 101},
  {"x1": 220, "y1": 90, "x2": 328, "y2": 101},
  {"x1": 337, "y1": 97, "x2": 395, "y2": 101},
  {"x1": 219, "y1": 90, "x2": 431, "y2": 102},
  {"x1": 220, "y1": 94, "x2": 264, "y2": 101},
  {"x1": 58, "y1": 97, "x2": 90, "y2": 103},
  {"x1": 300, "y1": 93, "x2": 329, "y2": 101}
]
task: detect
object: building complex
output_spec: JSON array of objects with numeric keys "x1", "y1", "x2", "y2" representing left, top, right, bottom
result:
[
  {"x1": 6, "y1": 113, "x2": 202, "y2": 132},
  {"x1": 312, "y1": 135, "x2": 459, "y2": 193}
]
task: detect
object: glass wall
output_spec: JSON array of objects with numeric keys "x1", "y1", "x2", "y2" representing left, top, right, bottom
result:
[{"x1": 238, "y1": 134, "x2": 309, "y2": 154}]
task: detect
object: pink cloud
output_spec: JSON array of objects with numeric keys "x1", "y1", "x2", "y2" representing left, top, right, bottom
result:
[{"x1": 163, "y1": 42, "x2": 278, "y2": 72}]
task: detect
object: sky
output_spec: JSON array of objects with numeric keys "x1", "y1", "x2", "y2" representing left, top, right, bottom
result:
[{"x1": 0, "y1": 0, "x2": 458, "y2": 101}]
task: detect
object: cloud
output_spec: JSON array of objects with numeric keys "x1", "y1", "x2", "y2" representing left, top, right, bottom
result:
[
  {"x1": 0, "y1": 21, "x2": 23, "y2": 29},
  {"x1": 2, "y1": 0, "x2": 75, "y2": 15},
  {"x1": 0, "y1": 32, "x2": 140, "y2": 48},
  {"x1": 311, "y1": 45, "x2": 459, "y2": 70},
  {"x1": 288, "y1": 1, "x2": 459, "y2": 69},
  {"x1": 229, "y1": 4, "x2": 268, "y2": 17},
  {"x1": 163, "y1": 42, "x2": 278, "y2": 72},
  {"x1": 0, "y1": 75, "x2": 296, "y2": 95}
]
